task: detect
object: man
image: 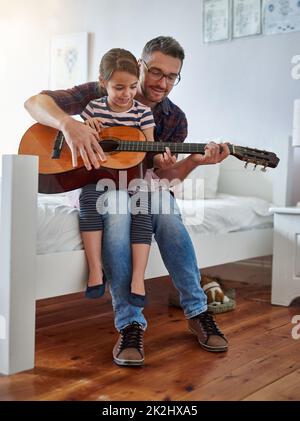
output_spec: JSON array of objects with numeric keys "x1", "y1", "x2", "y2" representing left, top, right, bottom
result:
[{"x1": 25, "y1": 36, "x2": 230, "y2": 367}]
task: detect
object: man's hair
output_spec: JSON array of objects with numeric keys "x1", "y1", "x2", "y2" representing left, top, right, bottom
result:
[
  {"x1": 141, "y1": 36, "x2": 185, "y2": 63},
  {"x1": 99, "y1": 48, "x2": 139, "y2": 81}
]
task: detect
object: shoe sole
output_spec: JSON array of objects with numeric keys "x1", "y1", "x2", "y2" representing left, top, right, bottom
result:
[
  {"x1": 189, "y1": 328, "x2": 228, "y2": 352},
  {"x1": 113, "y1": 357, "x2": 144, "y2": 367}
]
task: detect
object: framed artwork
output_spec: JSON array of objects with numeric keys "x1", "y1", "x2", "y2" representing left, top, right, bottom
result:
[
  {"x1": 233, "y1": 0, "x2": 262, "y2": 38},
  {"x1": 203, "y1": 0, "x2": 231, "y2": 43},
  {"x1": 263, "y1": 0, "x2": 300, "y2": 35},
  {"x1": 50, "y1": 32, "x2": 88, "y2": 89}
]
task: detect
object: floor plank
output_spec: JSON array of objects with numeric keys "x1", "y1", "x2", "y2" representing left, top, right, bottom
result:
[{"x1": 244, "y1": 368, "x2": 300, "y2": 401}]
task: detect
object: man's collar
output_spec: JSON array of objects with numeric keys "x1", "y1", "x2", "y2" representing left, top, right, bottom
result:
[{"x1": 155, "y1": 98, "x2": 170, "y2": 115}]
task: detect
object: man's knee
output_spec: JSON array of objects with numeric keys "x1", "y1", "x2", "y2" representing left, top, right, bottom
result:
[{"x1": 151, "y1": 190, "x2": 180, "y2": 215}]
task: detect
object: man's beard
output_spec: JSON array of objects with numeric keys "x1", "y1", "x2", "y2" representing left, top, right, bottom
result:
[{"x1": 143, "y1": 85, "x2": 166, "y2": 103}]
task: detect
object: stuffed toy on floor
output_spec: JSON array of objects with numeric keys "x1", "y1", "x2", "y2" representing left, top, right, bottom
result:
[
  {"x1": 168, "y1": 275, "x2": 236, "y2": 313},
  {"x1": 200, "y1": 275, "x2": 236, "y2": 313}
]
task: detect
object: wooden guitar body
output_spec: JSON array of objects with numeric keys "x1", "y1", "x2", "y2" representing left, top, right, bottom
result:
[{"x1": 19, "y1": 124, "x2": 147, "y2": 193}]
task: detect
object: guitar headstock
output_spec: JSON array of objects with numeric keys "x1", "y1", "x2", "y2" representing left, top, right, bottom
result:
[{"x1": 230, "y1": 145, "x2": 280, "y2": 170}]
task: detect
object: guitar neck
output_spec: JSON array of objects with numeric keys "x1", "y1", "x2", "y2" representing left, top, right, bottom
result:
[{"x1": 116, "y1": 141, "x2": 234, "y2": 155}]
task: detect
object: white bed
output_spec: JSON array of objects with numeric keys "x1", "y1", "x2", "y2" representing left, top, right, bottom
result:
[
  {"x1": 36, "y1": 192, "x2": 272, "y2": 255},
  {"x1": 0, "y1": 153, "x2": 278, "y2": 375}
]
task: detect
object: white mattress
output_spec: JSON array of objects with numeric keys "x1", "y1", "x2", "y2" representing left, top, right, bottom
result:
[{"x1": 36, "y1": 193, "x2": 273, "y2": 255}]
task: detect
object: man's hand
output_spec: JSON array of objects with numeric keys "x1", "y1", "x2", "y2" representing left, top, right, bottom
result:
[
  {"x1": 61, "y1": 117, "x2": 107, "y2": 170},
  {"x1": 189, "y1": 142, "x2": 230, "y2": 165},
  {"x1": 153, "y1": 147, "x2": 177, "y2": 169}
]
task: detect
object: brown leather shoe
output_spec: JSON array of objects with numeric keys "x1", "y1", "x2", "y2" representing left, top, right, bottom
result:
[
  {"x1": 113, "y1": 322, "x2": 144, "y2": 366},
  {"x1": 188, "y1": 311, "x2": 228, "y2": 352}
]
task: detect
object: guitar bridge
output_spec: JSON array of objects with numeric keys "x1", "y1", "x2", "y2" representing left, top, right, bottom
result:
[{"x1": 51, "y1": 131, "x2": 64, "y2": 159}]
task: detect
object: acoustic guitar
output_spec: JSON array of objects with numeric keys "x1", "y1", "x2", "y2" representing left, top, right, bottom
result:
[{"x1": 19, "y1": 123, "x2": 280, "y2": 194}]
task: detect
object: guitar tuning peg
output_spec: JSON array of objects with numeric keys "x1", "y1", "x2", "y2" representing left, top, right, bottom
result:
[
  {"x1": 261, "y1": 166, "x2": 267, "y2": 172},
  {"x1": 244, "y1": 162, "x2": 248, "y2": 169},
  {"x1": 253, "y1": 164, "x2": 257, "y2": 171}
]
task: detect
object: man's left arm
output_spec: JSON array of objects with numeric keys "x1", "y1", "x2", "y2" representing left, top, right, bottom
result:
[
  {"x1": 155, "y1": 109, "x2": 229, "y2": 181},
  {"x1": 156, "y1": 143, "x2": 230, "y2": 182}
]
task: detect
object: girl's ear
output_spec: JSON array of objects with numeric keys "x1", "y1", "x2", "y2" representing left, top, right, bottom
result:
[{"x1": 99, "y1": 76, "x2": 106, "y2": 88}]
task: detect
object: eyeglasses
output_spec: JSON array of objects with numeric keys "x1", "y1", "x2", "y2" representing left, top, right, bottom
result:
[{"x1": 142, "y1": 60, "x2": 181, "y2": 86}]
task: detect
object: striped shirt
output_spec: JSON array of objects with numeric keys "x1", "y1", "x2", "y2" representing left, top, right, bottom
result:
[{"x1": 81, "y1": 96, "x2": 155, "y2": 131}]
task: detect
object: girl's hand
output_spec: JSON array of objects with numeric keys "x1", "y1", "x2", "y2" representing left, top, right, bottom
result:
[
  {"x1": 84, "y1": 117, "x2": 104, "y2": 133},
  {"x1": 153, "y1": 147, "x2": 177, "y2": 169}
]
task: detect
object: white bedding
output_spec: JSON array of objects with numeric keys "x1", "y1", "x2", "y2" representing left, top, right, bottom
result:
[
  {"x1": 37, "y1": 194, "x2": 82, "y2": 254},
  {"x1": 176, "y1": 193, "x2": 273, "y2": 234},
  {"x1": 36, "y1": 193, "x2": 273, "y2": 255}
]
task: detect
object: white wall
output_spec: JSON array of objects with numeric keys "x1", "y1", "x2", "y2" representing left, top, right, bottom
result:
[{"x1": 1, "y1": 0, "x2": 300, "y2": 196}]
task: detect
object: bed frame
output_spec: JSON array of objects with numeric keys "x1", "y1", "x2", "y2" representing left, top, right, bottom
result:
[{"x1": 0, "y1": 150, "x2": 286, "y2": 375}]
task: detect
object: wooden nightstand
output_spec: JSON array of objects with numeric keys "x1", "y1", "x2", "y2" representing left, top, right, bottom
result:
[{"x1": 270, "y1": 207, "x2": 300, "y2": 306}]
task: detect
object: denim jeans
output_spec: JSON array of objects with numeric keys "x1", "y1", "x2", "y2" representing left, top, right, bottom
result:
[{"x1": 101, "y1": 189, "x2": 207, "y2": 332}]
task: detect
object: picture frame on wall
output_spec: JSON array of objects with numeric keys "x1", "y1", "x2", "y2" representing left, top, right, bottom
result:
[
  {"x1": 203, "y1": 0, "x2": 231, "y2": 43},
  {"x1": 233, "y1": 0, "x2": 262, "y2": 39},
  {"x1": 263, "y1": 0, "x2": 300, "y2": 35},
  {"x1": 50, "y1": 32, "x2": 88, "y2": 89}
]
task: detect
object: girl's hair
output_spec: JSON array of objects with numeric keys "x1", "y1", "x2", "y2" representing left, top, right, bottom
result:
[{"x1": 99, "y1": 48, "x2": 139, "y2": 81}]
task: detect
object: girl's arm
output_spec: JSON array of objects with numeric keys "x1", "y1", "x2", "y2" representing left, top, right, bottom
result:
[{"x1": 142, "y1": 127, "x2": 154, "y2": 142}]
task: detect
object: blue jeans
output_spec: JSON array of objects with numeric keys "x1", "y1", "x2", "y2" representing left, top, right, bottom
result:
[{"x1": 101, "y1": 189, "x2": 207, "y2": 331}]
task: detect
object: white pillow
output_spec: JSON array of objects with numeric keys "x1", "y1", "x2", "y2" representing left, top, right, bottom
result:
[{"x1": 172, "y1": 154, "x2": 220, "y2": 200}]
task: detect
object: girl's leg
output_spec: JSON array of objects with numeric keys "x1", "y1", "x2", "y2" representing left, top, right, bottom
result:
[
  {"x1": 81, "y1": 230, "x2": 104, "y2": 287},
  {"x1": 130, "y1": 192, "x2": 152, "y2": 307},
  {"x1": 131, "y1": 244, "x2": 151, "y2": 296},
  {"x1": 79, "y1": 184, "x2": 106, "y2": 298}
]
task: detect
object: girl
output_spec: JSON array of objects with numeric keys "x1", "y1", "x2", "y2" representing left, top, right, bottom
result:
[{"x1": 80, "y1": 48, "x2": 155, "y2": 307}]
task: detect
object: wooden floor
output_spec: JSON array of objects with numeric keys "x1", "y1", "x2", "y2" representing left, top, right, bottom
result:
[{"x1": 0, "y1": 257, "x2": 300, "y2": 401}]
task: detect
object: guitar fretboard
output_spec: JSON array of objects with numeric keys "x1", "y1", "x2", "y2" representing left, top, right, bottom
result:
[{"x1": 116, "y1": 141, "x2": 234, "y2": 155}]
